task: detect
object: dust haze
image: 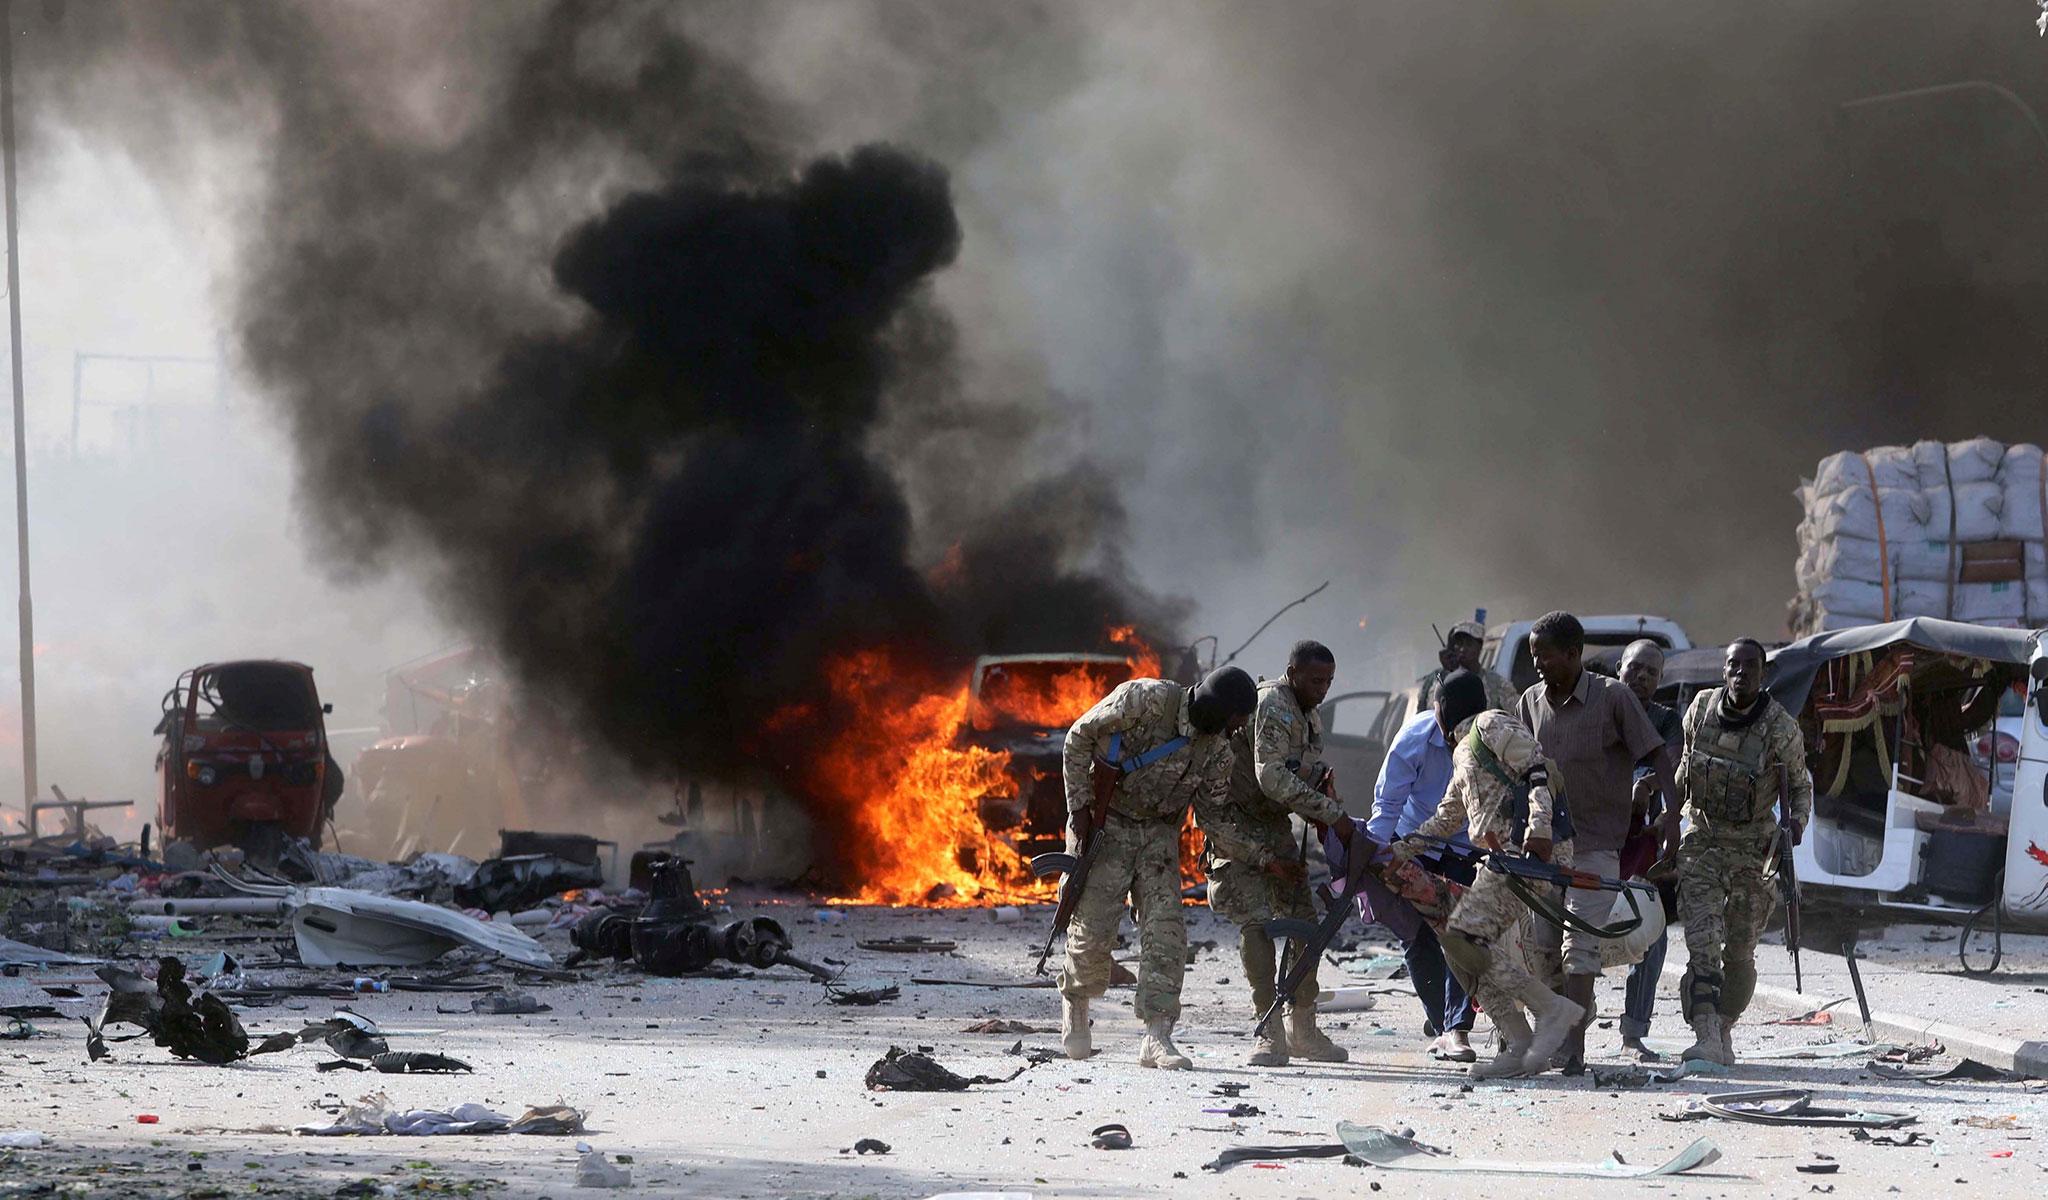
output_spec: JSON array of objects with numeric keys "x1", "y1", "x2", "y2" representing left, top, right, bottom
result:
[{"x1": 6, "y1": 2, "x2": 2043, "y2": 840}]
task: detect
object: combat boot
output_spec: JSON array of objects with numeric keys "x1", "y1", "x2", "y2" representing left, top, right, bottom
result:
[
  {"x1": 1060, "y1": 995, "x2": 1092, "y2": 1060},
  {"x1": 1721, "y1": 1017, "x2": 1738, "y2": 1065},
  {"x1": 1286, "y1": 1005, "x2": 1349, "y2": 1063},
  {"x1": 1246, "y1": 986, "x2": 1288, "y2": 1066},
  {"x1": 1519, "y1": 990, "x2": 1585, "y2": 1075},
  {"x1": 1246, "y1": 1025, "x2": 1289, "y2": 1067},
  {"x1": 1471, "y1": 1007, "x2": 1534, "y2": 1080},
  {"x1": 1682, "y1": 1013, "x2": 1733, "y2": 1066},
  {"x1": 1138, "y1": 1019, "x2": 1192, "y2": 1070}
]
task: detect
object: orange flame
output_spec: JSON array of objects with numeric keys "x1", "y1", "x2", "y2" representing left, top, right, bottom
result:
[{"x1": 794, "y1": 630, "x2": 1166, "y2": 906}]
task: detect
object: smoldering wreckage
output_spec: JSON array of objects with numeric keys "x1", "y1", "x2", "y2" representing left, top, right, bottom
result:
[
  {"x1": 6, "y1": 4, "x2": 2048, "y2": 1194},
  {"x1": 7, "y1": 559, "x2": 2048, "y2": 1195}
]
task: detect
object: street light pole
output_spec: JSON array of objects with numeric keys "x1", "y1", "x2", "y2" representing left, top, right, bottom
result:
[{"x1": 0, "y1": 1, "x2": 38, "y2": 829}]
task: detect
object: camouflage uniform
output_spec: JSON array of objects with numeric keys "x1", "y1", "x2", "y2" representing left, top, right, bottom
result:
[
  {"x1": 1407, "y1": 711, "x2": 1573, "y2": 1024},
  {"x1": 1417, "y1": 666, "x2": 1517, "y2": 715},
  {"x1": 1058, "y1": 679, "x2": 1233, "y2": 1024},
  {"x1": 1676, "y1": 688, "x2": 1813, "y2": 1023},
  {"x1": 1196, "y1": 680, "x2": 1349, "y2": 1016}
]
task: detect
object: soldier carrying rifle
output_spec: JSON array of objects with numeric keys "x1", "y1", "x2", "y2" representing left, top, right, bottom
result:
[
  {"x1": 1053, "y1": 666, "x2": 1257, "y2": 1068},
  {"x1": 1194, "y1": 640, "x2": 1362, "y2": 1068},
  {"x1": 1671, "y1": 638, "x2": 1813, "y2": 1066}
]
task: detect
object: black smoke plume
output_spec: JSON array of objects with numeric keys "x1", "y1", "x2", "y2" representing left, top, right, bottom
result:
[{"x1": 22, "y1": 2, "x2": 1175, "y2": 868}]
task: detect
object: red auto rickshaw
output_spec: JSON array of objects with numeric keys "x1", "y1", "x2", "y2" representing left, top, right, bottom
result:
[{"x1": 155, "y1": 660, "x2": 342, "y2": 862}]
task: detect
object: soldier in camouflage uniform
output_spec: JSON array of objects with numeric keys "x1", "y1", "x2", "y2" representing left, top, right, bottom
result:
[
  {"x1": 1414, "y1": 620, "x2": 1517, "y2": 713},
  {"x1": 1390, "y1": 670, "x2": 1585, "y2": 1080},
  {"x1": 1058, "y1": 666, "x2": 1259, "y2": 1069},
  {"x1": 1672, "y1": 638, "x2": 1812, "y2": 1066},
  {"x1": 1195, "y1": 641, "x2": 1361, "y2": 1067}
]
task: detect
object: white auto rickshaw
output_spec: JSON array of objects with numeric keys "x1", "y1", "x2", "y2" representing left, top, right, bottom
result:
[{"x1": 1766, "y1": 618, "x2": 2048, "y2": 941}]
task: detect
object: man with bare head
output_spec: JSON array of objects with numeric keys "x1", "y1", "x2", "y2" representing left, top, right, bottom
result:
[
  {"x1": 1617, "y1": 639, "x2": 1683, "y2": 1059},
  {"x1": 1672, "y1": 639, "x2": 1812, "y2": 1066},
  {"x1": 1198, "y1": 640, "x2": 1361, "y2": 1067},
  {"x1": 1517, "y1": 612, "x2": 1678, "y2": 1073}
]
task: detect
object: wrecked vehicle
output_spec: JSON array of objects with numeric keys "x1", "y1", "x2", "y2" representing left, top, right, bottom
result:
[
  {"x1": 959, "y1": 653, "x2": 1141, "y2": 858},
  {"x1": 155, "y1": 661, "x2": 342, "y2": 863},
  {"x1": 1770, "y1": 617, "x2": 2048, "y2": 927}
]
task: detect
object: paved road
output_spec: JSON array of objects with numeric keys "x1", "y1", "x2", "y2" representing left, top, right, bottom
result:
[{"x1": 1, "y1": 902, "x2": 2043, "y2": 1197}]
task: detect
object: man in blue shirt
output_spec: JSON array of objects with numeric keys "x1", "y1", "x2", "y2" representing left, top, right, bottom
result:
[{"x1": 1370, "y1": 702, "x2": 1477, "y2": 1062}]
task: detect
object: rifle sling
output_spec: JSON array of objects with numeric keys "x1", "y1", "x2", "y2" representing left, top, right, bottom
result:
[{"x1": 1499, "y1": 869, "x2": 1644, "y2": 938}]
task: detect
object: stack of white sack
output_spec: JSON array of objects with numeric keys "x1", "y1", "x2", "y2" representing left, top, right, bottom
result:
[{"x1": 1791, "y1": 437, "x2": 2047, "y2": 635}]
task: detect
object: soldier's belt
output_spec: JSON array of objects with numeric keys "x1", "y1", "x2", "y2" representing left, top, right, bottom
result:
[{"x1": 1106, "y1": 807, "x2": 1185, "y2": 827}]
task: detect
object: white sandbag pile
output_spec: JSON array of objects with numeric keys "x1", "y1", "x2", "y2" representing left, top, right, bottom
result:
[{"x1": 1791, "y1": 437, "x2": 2048, "y2": 636}]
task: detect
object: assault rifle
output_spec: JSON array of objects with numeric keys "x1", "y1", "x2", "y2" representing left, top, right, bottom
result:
[
  {"x1": 1256, "y1": 832, "x2": 1376, "y2": 1038},
  {"x1": 1029, "y1": 754, "x2": 1117, "y2": 976},
  {"x1": 1773, "y1": 763, "x2": 1802, "y2": 992},
  {"x1": 1408, "y1": 834, "x2": 1658, "y2": 938}
]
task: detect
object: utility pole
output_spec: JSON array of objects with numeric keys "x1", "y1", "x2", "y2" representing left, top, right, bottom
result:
[{"x1": 1, "y1": 1, "x2": 38, "y2": 824}]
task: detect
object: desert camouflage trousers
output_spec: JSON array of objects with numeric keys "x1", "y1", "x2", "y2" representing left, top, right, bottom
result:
[
  {"x1": 1057, "y1": 814, "x2": 1188, "y2": 1022},
  {"x1": 1677, "y1": 830, "x2": 1776, "y2": 1020},
  {"x1": 1207, "y1": 859, "x2": 1318, "y2": 1011},
  {"x1": 1444, "y1": 856, "x2": 1562, "y2": 1023}
]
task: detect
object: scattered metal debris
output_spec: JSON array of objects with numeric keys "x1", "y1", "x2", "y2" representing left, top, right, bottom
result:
[
  {"x1": 252, "y1": 1009, "x2": 388, "y2": 1059},
  {"x1": 1870, "y1": 1058, "x2": 2016, "y2": 1084},
  {"x1": 857, "y1": 936, "x2": 958, "y2": 953},
  {"x1": 438, "y1": 990, "x2": 550, "y2": 1015},
  {"x1": 828, "y1": 982, "x2": 899, "y2": 1006},
  {"x1": 1661, "y1": 1089, "x2": 1916, "y2": 1129},
  {"x1": 1337, "y1": 1122, "x2": 1721, "y2": 1178},
  {"x1": 1851, "y1": 1129, "x2": 1933, "y2": 1148},
  {"x1": 853, "y1": 1138, "x2": 892, "y2": 1155},
  {"x1": 84, "y1": 958, "x2": 249, "y2": 1064},
  {"x1": 1202, "y1": 1143, "x2": 1352, "y2": 1172},
  {"x1": 317, "y1": 1051, "x2": 474, "y2": 1074},
  {"x1": 453, "y1": 853, "x2": 603, "y2": 914}
]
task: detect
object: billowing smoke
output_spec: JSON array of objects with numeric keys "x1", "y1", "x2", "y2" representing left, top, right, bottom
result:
[
  {"x1": 18, "y1": 1, "x2": 1176, "y2": 875},
  {"x1": 227, "y1": 10, "x2": 1174, "y2": 794},
  {"x1": 16, "y1": 1, "x2": 2048, "y2": 845}
]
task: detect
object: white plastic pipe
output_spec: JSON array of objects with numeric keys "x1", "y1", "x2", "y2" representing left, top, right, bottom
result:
[
  {"x1": 1314, "y1": 986, "x2": 1381, "y2": 1013},
  {"x1": 127, "y1": 897, "x2": 291, "y2": 917}
]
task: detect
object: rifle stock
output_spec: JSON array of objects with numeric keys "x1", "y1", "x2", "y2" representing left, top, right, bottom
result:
[
  {"x1": 1255, "y1": 841, "x2": 1378, "y2": 1036},
  {"x1": 1032, "y1": 755, "x2": 1119, "y2": 976}
]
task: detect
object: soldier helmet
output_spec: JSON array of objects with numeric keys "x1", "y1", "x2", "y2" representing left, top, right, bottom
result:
[{"x1": 1188, "y1": 665, "x2": 1258, "y2": 733}]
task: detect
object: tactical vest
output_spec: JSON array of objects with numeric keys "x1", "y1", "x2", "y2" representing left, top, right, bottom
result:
[
  {"x1": 1466, "y1": 725, "x2": 1575, "y2": 844},
  {"x1": 1685, "y1": 696, "x2": 1774, "y2": 826}
]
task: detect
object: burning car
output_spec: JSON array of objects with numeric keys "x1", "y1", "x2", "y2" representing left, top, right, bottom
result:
[
  {"x1": 155, "y1": 660, "x2": 341, "y2": 863},
  {"x1": 962, "y1": 652, "x2": 1142, "y2": 858}
]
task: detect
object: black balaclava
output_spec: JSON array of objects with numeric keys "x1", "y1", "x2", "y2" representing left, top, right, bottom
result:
[
  {"x1": 1437, "y1": 668, "x2": 1489, "y2": 734},
  {"x1": 1188, "y1": 666, "x2": 1258, "y2": 735}
]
